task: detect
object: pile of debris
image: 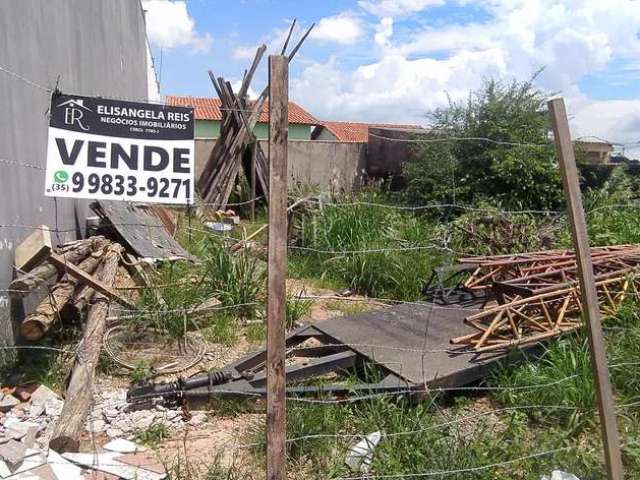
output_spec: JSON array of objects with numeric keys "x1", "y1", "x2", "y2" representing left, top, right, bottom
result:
[
  {"x1": 0, "y1": 383, "x2": 170, "y2": 479},
  {"x1": 9, "y1": 235, "x2": 133, "y2": 341},
  {"x1": 443, "y1": 244, "x2": 640, "y2": 351},
  {"x1": 196, "y1": 20, "x2": 314, "y2": 210}
]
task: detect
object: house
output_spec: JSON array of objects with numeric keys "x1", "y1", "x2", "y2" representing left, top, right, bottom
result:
[
  {"x1": 575, "y1": 136, "x2": 614, "y2": 164},
  {"x1": 166, "y1": 95, "x2": 320, "y2": 140},
  {"x1": 312, "y1": 121, "x2": 424, "y2": 143}
]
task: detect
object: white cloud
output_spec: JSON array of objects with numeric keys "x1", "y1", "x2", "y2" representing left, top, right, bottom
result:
[
  {"x1": 230, "y1": 80, "x2": 258, "y2": 100},
  {"x1": 292, "y1": 0, "x2": 640, "y2": 144},
  {"x1": 571, "y1": 97, "x2": 640, "y2": 158},
  {"x1": 358, "y1": 0, "x2": 444, "y2": 17},
  {"x1": 374, "y1": 17, "x2": 394, "y2": 47},
  {"x1": 311, "y1": 13, "x2": 364, "y2": 45},
  {"x1": 142, "y1": 0, "x2": 212, "y2": 52},
  {"x1": 232, "y1": 45, "x2": 259, "y2": 61}
]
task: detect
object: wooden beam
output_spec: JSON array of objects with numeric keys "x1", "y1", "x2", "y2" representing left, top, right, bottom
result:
[
  {"x1": 49, "y1": 243, "x2": 123, "y2": 453},
  {"x1": 266, "y1": 55, "x2": 288, "y2": 480},
  {"x1": 251, "y1": 141, "x2": 257, "y2": 222},
  {"x1": 47, "y1": 253, "x2": 135, "y2": 309},
  {"x1": 548, "y1": 97, "x2": 624, "y2": 480},
  {"x1": 14, "y1": 226, "x2": 52, "y2": 273}
]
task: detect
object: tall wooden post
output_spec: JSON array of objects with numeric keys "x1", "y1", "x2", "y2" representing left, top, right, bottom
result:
[
  {"x1": 251, "y1": 140, "x2": 257, "y2": 222},
  {"x1": 267, "y1": 55, "x2": 288, "y2": 480},
  {"x1": 548, "y1": 97, "x2": 624, "y2": 480}
]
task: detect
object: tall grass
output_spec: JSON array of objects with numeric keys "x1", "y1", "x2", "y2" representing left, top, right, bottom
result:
[
  {"x1": 201, "y1": 239, "x2": 266, "y2": 319},
  {"x1": 294, "y1": 193, "x2": 447, "y2": 300}
]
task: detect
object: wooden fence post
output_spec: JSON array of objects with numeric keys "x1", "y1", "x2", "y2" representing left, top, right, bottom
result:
[
  {"x1": 267, "y1": 54, "x2": 288, "y2": 480},
  {"x1": 548, "y1": 97, "x2": 624, "y2": 480},
  {"x1": 251, "y1": 140, "x2": 257, "y2": 222}
]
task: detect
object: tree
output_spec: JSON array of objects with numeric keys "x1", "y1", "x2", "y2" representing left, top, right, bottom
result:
[{"x1": 403, "y1": 77, "x2": 563, "y2": 211}]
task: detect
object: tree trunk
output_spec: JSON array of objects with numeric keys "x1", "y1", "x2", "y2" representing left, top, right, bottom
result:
[
  {"x1": 48, "y1": 242, "x2": 123, "y2": 453},
  {"x1": 20, "y1": 251, "x2": 105, "y2": 340},
  {"x1": 61, "y1": 262, "x2": 106, "y2": 322},
  {"x1": 9, "y1": 237, "x2": 108, "y2": 298}
]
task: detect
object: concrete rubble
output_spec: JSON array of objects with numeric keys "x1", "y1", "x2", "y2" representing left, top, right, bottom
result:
[{"x1": 0, "y1": 383, "x2": 210, "y2": 479}]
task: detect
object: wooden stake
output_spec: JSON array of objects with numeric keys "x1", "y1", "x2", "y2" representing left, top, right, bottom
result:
[
  {"x1": 548, "y1": 97, "x2": 624, "y2": 480},
  {"x1": 266, "y1": 55, "x2": 288, "y2": 480},
  {"x1": 251, "y1": 140, "x2": 257, "y2": 222}
]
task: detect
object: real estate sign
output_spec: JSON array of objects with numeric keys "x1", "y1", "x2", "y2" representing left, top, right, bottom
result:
[{"x1": 45, "y1": 93, "x2": 194, "y2": 205}]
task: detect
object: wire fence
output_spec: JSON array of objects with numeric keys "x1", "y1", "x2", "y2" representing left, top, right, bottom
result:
[{"x1": 2, "y1": 57, "x2": 640, "y2": 477}]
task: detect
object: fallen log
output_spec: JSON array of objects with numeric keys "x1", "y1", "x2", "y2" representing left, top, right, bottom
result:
[
  {"x1": 47, "y1": 253, "x2": 135, "y2": 309},
  {"x1": 49, "y1": 242, "x2": 123, "y2": 453},
  {"x1": 9, "y1": 237, "x2": 106, "y2": 298},
  {"x1": 61, "y1": 262, "x2": 106, "y2": 322},
  {"x1": 20, "y1": 249, "x2": 106, "y2": 341}
]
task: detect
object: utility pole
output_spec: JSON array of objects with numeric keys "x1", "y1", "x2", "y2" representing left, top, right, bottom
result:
[
  {"x1": 266, "y1": 54, "x2": 288, "y2": 480},
  {"x1": 548, "y1": 97, "x2": 624, "y2": 480}
]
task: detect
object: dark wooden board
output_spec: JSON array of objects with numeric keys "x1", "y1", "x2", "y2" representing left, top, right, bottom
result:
[
  {"x1": 91, "y1": 201, "x2": 197, "y2": 262},
  {"x1": 312, "y1": 303, "x2": 514, "y2": 388}
]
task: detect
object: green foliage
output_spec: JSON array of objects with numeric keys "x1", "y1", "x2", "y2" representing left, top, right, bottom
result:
[
  {"x1": 201, "y1": 239, "x2": 266, "y2": 319},
  {"x1": 134, "y1": 261, "x2": 209, "y2": 338},
  {"x1": 286, "y1": 293, "x2": 312, "y2": 329},
  {"x1": 135, "y1": 422, "x2": 169, "y2": 446},
  {"x1": 249, "y1": 395, "x2": 605, "y2": 480},
  {"x1": 489, "y1": 334, "x2": 596, "y2": 431},
  {"x1": 295, "y1": 194, "x2": 446, "y2": 300},
  {"x1": 404, "y1": 77, "x2": 563, "y2": 211},
  {"x1": 441, "y1": 204, "x2": 559, "y2": 256}
]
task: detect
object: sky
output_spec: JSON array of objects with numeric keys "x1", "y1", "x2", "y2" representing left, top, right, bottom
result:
[{"x1": 141, "y1": 0, "x2": 640, "y2": 155}]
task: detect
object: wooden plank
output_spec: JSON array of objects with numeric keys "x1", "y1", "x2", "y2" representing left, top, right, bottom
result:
[
  {"x1": 14, "y1": 226, "x2": 52, "y2": 273},
  {"x1": 251, "y1": 141, "x2": 257, "y2": 222},
  {"x1": 48, "y1": 253, "x2": 135, "y2": 309},
  {"x1": 266, "y1": 55, "x2": 288, "y2": 480},
  {"x1": 548, "y1": 97, "x2": 624, "y2": 480},
  {"x1": 50, "y1": 244, "x2": 124, "y2": 453}
]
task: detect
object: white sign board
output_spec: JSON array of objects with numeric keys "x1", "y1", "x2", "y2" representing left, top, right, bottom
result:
[{"x1": 45, "y1": 93, "x2": 194, "y2": 204}]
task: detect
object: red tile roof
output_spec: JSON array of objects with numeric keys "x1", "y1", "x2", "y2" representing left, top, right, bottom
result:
[
  {"x1": 165, "y1": 95, "x2": 319, "y2": 125},
  {"x1": 319, "y1": 121, "x2": 424, "y2": 143}
]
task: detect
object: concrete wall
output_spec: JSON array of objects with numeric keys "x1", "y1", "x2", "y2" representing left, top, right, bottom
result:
[
  {"x1": 195, "y1": 120, "x2": 312, "y2": 140},
  {"x1": 367, "y1": 127, "x2": 427, "y2": 177},
  {"x1": 195, "y1": 139, "x2": 366, "y2": 193},
  {"x1": 0, "y1": 0, "x2": 149, "y2": 365}
]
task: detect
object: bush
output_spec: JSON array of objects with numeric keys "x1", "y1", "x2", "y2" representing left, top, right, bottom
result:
[
  {"x1": 403, "y1": 77, "x2": 563, "y2": 212},
  {"x1": 440, "y1": 204, "x2": 559, "y2": 256}
]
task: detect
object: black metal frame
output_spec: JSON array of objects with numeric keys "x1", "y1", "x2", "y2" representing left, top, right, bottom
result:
[
  {"x1": 127, "y1": 325, "x2": 413, "y2": 409},
  {"x1": 422, "y1": 263, "x2": 488, "y2": 307}
]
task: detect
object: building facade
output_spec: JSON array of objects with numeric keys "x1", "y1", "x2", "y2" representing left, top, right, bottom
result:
[
  {"x1": 166, "y1": 96, "x2": 319, "y2": 140},
  {"x1": 0, "y1": 0, "x2": 152, "y2": 366}
]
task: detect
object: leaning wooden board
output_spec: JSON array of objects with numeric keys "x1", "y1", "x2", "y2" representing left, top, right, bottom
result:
[{"x1": 91, "y1": 201, "x2": 198, "y2": 263}]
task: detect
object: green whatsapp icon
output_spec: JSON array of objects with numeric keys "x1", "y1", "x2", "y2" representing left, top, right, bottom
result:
[{"x1": 53, "y1": 170, "x2": 69, "y2": 183}]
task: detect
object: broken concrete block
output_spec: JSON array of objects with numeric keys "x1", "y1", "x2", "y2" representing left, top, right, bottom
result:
[
  {"x1": 62, "y1": 452, "x2": 166, "y2": 480},
  {"x1": 3, "y1": 419, "x2": 39, "y2": 442},
  {"x1": 103, "y1": 438, "x2": 144, "y2": 454},
  {"x1": 0, "y1": 439, "x2": 27, "y2": 466},
  {"x1": 187, "y1": 413, "x2": 207, "y2": 427},
  {"x1": 29, "y1": 385, "x2": 58, "y2": 406},
  {"x1": 0, "y1": 395, "x2": 20, "y2": 413},
  {"x1": 47, "y1": 449, "x2": 84, "y2": 480},
  {"x1": 0, "y1": 451, "x2": 45, "y2": 478}
]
